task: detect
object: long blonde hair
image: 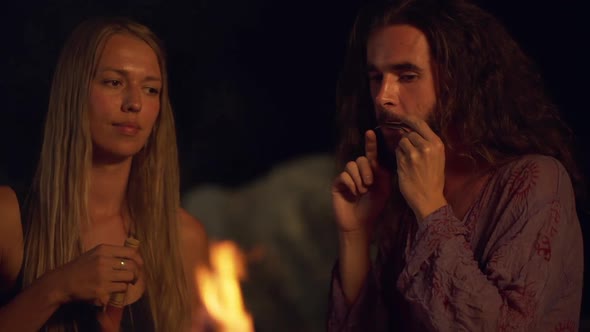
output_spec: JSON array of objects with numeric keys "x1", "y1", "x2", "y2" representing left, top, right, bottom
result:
[{"x1": 22, "y1": 17, "x2": 191, "y2": 331}]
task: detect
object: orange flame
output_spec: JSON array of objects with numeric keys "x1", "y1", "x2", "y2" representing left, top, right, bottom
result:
[{"x1": 195, "y1": 240, "x2": 254, "y2": 332}]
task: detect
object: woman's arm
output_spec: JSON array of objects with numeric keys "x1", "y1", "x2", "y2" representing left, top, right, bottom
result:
[
  {"x1": 0, "y1": 272, "x2": 67, "y2": 331},
  {"x1": 0, "y1": 186, "x2": 22, "y2": 293},
  {"x1": 0, "y1": 186, "x2": 68, "y2": 331},
  {"x1": 0, "y1": 186, "x2": 140, "y2": 331},
  {"x1": 179, "y1": 209, "x2": 210, "y2": 328}
]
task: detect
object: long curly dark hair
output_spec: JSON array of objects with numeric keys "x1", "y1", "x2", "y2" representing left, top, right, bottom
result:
[{"x1": 336, "y1": 0, "x2": 585, "y2": 205}]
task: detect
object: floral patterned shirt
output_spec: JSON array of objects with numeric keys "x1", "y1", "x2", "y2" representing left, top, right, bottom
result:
[{"x1": 328, "y1": 155, "x2": 583, "y2": 331}]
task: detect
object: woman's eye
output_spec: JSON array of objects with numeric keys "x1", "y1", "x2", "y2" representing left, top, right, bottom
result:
[
  {"x1": 104, "y1": 79, "x2": 122, "y2": 87},
  {"x1": 145, "y1": 87, "x2": 160, "y2": 95}
]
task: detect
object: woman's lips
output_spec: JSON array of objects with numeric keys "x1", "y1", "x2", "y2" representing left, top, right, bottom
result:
[{"x1": 113, "y1": 123, "x2": 140, "y2": 136}]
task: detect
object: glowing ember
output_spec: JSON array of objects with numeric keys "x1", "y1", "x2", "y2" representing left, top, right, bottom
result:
[{"x1": 195, "y1": 240, "x2": 254, "y2": 332}]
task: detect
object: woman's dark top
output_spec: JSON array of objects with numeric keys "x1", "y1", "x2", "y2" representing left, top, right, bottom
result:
[{"x1": 0, "y1": 185, "x2": 155, "y2": 331}]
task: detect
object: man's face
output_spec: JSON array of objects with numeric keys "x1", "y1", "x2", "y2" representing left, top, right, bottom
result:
[{"x1": 366, "y1": 24, "x2": 437, "y2": 151}]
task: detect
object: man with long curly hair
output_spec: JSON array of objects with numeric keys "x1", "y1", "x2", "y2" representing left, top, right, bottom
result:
[{"x1": 328, "y1": 0, "x2": 585, "y2": 330}]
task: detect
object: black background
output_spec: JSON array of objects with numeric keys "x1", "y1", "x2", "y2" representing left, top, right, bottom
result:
[
  {"x1": 1, "y1": 0, "x2": 588, "y2": 324},
  {"x1": 0, "y1": 1, "x2": 588, "y2": 191}
]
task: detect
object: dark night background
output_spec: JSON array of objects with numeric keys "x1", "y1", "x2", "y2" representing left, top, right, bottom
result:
[{"x1": 0, "y1": 0, "x2": 588, "y2": 330}]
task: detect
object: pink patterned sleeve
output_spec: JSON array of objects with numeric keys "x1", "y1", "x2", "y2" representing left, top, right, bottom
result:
[
  {"x1": 397, "y1": 156, "x2": 583, "y2": 331},
  {"x1": 327, "y1": 262, "x2": 389, "y2": 331}
]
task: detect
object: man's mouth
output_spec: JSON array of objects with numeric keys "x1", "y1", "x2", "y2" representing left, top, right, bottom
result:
[{"x1": 374, "y1": 121, "x2": 411, "y2": 133}]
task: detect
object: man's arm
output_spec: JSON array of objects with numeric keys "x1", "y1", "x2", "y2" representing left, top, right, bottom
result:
[
  {"x1": 397, "y1": 156, "x2": 583, "y2": 331},
  {"x1": 328, "y1": 258, "x2": 392, "y2": 332}
]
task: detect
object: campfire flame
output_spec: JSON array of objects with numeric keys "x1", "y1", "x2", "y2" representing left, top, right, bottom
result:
[{"x1": 195, "y1": 240, "x2": 254, "y2": 332}]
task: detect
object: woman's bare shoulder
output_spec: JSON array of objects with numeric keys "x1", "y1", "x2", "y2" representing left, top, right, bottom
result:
[
  {"x1": 179, "y1": 209, "x2": 207, "y2": 242},
  {"x1": 178, "y1": 208, "x2": 209, "y2": 265},
  {"x1": 0, "y1": 186, "x2": 24, "y2": 289},
  {"x1": 0, "y1": 186, "x2": 22, "y2": 235}
]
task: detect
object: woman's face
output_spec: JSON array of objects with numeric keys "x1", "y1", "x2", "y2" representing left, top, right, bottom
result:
[{"x1": 88, "y1": 33, "x2": 162, "y2": 162}]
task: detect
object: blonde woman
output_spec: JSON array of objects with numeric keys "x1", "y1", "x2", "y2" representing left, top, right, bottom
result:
[{"x1": 0, "y1": 17, "x2": 208, "y2": 331}]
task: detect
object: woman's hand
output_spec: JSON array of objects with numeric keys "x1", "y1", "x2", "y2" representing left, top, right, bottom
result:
[{"x1": 50, "y1": 244, "x2": 143, "y2": 307}]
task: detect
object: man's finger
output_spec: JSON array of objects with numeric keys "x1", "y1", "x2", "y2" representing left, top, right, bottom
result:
[
  {"x1": 333, "y1": 172, "x2": 358, "y2": 197},
  {"x1": 397, "y1": 137, "x2": 414, "y2": 156},
  {"x1": 400, "y1": 115, "x2": 438, "y2": 141},
  {"x1": 345, "y1": 161, "x2": 367, "y2": 194},
  {"x1": 404, "y1": 131, "x2": 426, "y2": 149},
  {"x1": 364, "y1": 130, "x2": 379, "y2": 167},
  {"x1": 356, "y1": 157, "x2": 373, "y2": 186}
]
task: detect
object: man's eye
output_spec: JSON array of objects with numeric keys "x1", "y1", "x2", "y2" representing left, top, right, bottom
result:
[
  {"x1": 399, "y1": 74, "x2": 418, "y2": 82},
  {"x1": 368, "y1": 73, "x2": 382, "y2": 82}
]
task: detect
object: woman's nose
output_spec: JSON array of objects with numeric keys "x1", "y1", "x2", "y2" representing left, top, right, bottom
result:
[{"x1": 122, "y1": 87, "x2": 141, "y2": 113}]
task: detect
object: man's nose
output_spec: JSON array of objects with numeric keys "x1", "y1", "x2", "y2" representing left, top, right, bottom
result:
[{"x1": 374, "y1": 74, "x2": 399, "y2": 109}]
